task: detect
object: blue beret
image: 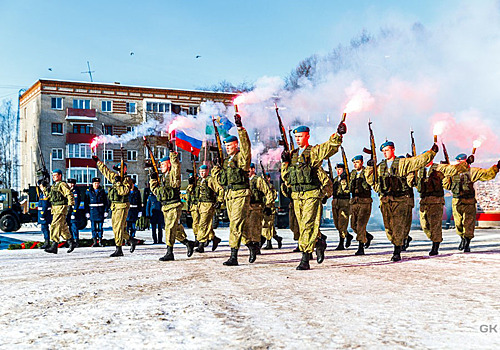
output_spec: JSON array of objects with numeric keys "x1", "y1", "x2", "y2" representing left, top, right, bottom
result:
[
  {"x1": 223, "y1": 135, "x2": 238, "y2": 143},
  {"x1": 398, "y1": 155, "x2": 405, "y2": 159},
  {"x1": 352, "y1": 155, "x2": 363, "y2": 162},
  {"x1": 456, "y1": 153, "x2": 467, "y2": 161},
  {"x1": 115, "y1": 162, "x2": 128, "y2": 168},
  {"x1": 159, "y1": 156, "x2": 170, "y2": 162},
  {"x1": 421, "y1": 150, "x2": 428, "y2": 155},
  {"x1": 250, "y1": 163, "x2": 255, "y2": 168},
  {"x1": 380, "y1": 141, "x2": 395, "y2": 151},
  {"x1": 199, "y1": 165, "x2": 208, "y2": 169},
  {"x1": 52, "y1": 169, "x2": 62, "y2": 175},
  {"x1": 293, "y1": 126, "x2": 310, "y2": 133},
  {"x1": 336, "y1": 163, "x2": 345, "y2": 169},
  {"x1": 265, "y1": 172, "x2": 270, "y2": 176}
]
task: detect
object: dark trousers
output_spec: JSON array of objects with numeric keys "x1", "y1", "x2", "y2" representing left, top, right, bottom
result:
[
  {"x1": 91, "y1": 221, "x2": 104, "y2": 240},
  {"x1": 70, "y1": 221, "x2": 79, "y2": 240},
  {"x1": 41, "y1": 224, "x2": 50, "y2": 241},
  {"x1": 152, "y1": 222, "x2": 163, "y2": 243},
  {"x1": 126, "y1": 221, "x2": 137, "y2": 238}
]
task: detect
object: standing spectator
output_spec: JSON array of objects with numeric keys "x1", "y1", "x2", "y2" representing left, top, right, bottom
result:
[
  {"x1": 146, "y1": 192, "x2": 164, "y2": 244},
  {"x1": 66, "y1": 178, "x2": 81, "y2": 246},
  {"x1": 85, "y1": 177, "x2": 108, "y2": 247},
  {"x1": 38, "y1": 191, "x2": 52, "y2": 249},
  {"x1": 126, "y1": 179, "x2": 142, "y2": 238}
]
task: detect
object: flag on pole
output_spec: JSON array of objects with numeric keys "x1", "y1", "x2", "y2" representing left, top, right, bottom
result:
[{"x1": 173, "y1": 130, "x2": 203, "y2": 156}]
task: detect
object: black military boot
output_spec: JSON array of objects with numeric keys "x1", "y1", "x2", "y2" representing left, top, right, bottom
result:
[
  {"x1": 316, "y1": 237, "x2": 327, "y2": 264},
  {"x1": 274, "y1": 235, "x2": 283, "y2": 249},
  {"x1": 296, "y1": 252, "x2": 311, "y2": 270},
  {"x1": 45, "y1": 241, "x2": 58, "y2": 254},
  {"x1": 260, "y1": 236, "x2": 266, "y2": 248},
  {"x1": 181, "y1": 239, "x2": 195, "y2": 257},
  {"x1": 41, "y1": 240, "x2": 50, "y2": 249},
  {"x1": 463, "y1": 238, "x2": 471, "y2": 253},
  {"x1": 195, "y1": 243, "x2": 205, "y2": 253},
  {"x1": 355, "y1": 241, "x2": 365, "y2": 256},
  {"x1": 293, "y1": 244, "x2": 301, "y2": 252},
  {"x1": 128, "y1": 237, "x2": 138, "y2": 253},
  {"x1": 248, "y1": 242, "x2": 259, "y2": 263},
  {"x1": 334, "y1": 237, "x2": 345, "y2": 250},
  {"x1": 391, "y1": 245, "x2": 402, "y2": 262},
  {"x1": 458, "y1": 237, "x2": 466, "y2": 251},
  {"x1": 159, "y1": 246, "x2": 174, "y2": 261},
  {"x1": 92, "y1": 238, "x2": 98, "y2": 247},
  {"x1": 263, "y1": 240, "x2": 273, "y2": 250},
  {"x1": 402, "y1": 236, "x2": 413, "y2": 251},
  {"x1": 67, "y1": 239, "x2": 77, "y2": 253},
  {"x1": 345, "y1": 233, "x2": 353, "y2": 248},
  {"x1": 429, "y1": 242, "x2": 440, "y2": 256},
  {"x1": 204, "y1": 240, "x2": 210, "y2": 247},
  {"x1": 365, "y1": 233, "x2": 374, "y2": 248},
  {"x1": 223, "y1": 248, "x2": 239, "y2": 266},
  {"x1": 110, "y1": 246, "x2": 124, "y2": 257},
  {"x1": 212, "y1": 236, "x2": 222, "y2": 251}
]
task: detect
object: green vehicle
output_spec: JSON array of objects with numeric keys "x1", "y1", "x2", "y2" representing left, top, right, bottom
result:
[{"x1": 0, "y1": 187, "x2": 37, "y2": 232}]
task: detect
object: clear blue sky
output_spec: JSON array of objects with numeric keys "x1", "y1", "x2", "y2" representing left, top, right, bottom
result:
[{"x1": 0, "y1": 0, "x2": 452, "y2": 100}]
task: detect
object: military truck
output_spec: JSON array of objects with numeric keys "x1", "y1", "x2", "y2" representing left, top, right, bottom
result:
[{"x1": 0, "y1": 187, "x2": 37, "y2": 232}]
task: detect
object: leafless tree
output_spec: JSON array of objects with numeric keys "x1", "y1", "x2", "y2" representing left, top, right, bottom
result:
[{"x1": 0, "y1": 99, "x2": 16, "y2": 188}]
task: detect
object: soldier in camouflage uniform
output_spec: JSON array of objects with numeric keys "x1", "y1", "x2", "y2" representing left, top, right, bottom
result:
[
  {"x1": 366, "y1": 141, "x2": 438, "y2": 262},
  {"x1": 332, "y1": 163, "x2": 352, "y2": 250},
  {"x1": 349, "y1": 155, "x2": 373, "y2": 256},
  {"x1": 401, "y1": 160, "x2": 415, "y2": 251},
  {"x1": 261, "y1": 172, "x2": 282, "y2": 250},
  {"x1": 193, "y1": 164, "x2": 224, "y2": 253},
  {"x1": 443, "y1": 155, "x2": 500, "y2": 252},
  {"x1": 415, "y1": 154, "x2": 470, "y2": 255},
  {"x1": 186, "y1": 174, "x2": 200, "y2": 245},
  {"x1": 150, "y1": 152, "x2": 196, "y2": 261},
  {"x1": 281, "y1": 182, "x2": 300, "y2": 252},
  {"x1": 39, "y1": 169, "x2": 76, "y2": 254},
  {"x1": 93, "y1": 156, "x2": 138, "y2": 257},
  {"x1": 281, "y1": 123, "x2": 346, "y2": 270}
]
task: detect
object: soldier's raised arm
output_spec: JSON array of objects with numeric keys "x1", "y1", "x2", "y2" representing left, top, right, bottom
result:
[
  {"x1": 435, "y1": 161, "x2": 469, "y2": 177},
  {"x1": 309, "y1": 133, "x2": 343, "y2": 168},
  {"x1": 97, "y1": 161, "x2": 118, "y2": 183},
  {"x1": 397, "y1": 150, "x2": 437, "y2": 176},
  {"x1": 470, "y1": 164, "x2": 499, "y2": 183},
  {"x1": 168, "y1": 151, "x2": 181, "y2": 188},
  {"x1": 237, "y1": 127, "x2": 252, "y2": 171}
]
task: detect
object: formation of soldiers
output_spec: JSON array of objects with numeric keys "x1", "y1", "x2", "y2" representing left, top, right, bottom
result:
[{"x1": 36, "y1": 110, "x2": 500, "y2": 270}]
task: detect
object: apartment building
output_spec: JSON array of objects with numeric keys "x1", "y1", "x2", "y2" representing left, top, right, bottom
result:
[{"x1": 19, "y1": 79, "x2": 235, "y2": 189}]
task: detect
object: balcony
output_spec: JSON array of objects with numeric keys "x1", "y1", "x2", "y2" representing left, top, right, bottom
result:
[
  {"x1": 66, "y1": 158, "x2": 96, "y2": 168},
  {"x1": 66, "y1": 133, "x2": 96, "y2": 143},
  {"x1": 66, "y1": 108, "x2": 97, "y2": 121}
]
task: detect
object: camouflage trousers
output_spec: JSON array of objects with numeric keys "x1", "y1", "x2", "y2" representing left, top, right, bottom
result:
[
  {"x1": 294, "y1": 197, "x2": 322, "y2": 254},
  {"x1": 380, "y1": 197, "x2": 409, "y2": 246},
  {"x1": 227, "y1": 194, "x2": 251, "y2": 249},
  {"x1": 195, "y1": 202, "x2": 216, "y2": 243},
  {"x1": 261, "y1": 211, "x2": 276, "y2": 240},
  {"x1": 242, "y1": 204, "x2": 264, "y2": 245},
  {"x1": 403, "y1": 198, "x2": 414, "y2": 239},
  {"x1": 162, "y1": 203, "x2": 187, "y2": 247},
  {"x1": 452, "y1": 198, "x2": 476, "y2": 239},
  {"x1": 332, "y1": 199, "x2": 350, "y2": 239},
  {"x1": 289, "y1": 201, "x2": 300, "y2": 241},
  {"x1": 110, "y1": 202, "x2": 130, "y2": 247},
  {"x1": 50, "y1": 205, "x2": 71, "y2": 243},
  {"x1": 350, "y1": 201, "x2": 372, "y2": 243},
  {"x1": 190, "y1": 204, "x2": 200, "y2": 241},
  {"x1": 419, "y1": 201, "x2": 444, "y2": 243}
]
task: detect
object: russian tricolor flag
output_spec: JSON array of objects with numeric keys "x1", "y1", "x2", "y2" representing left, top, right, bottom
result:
[{"x1": 173, "y1": 130, "x2": 203, "y2": 156}]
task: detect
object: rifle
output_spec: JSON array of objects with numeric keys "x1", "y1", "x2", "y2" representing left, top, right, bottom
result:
[
  {"x1": 410, "y1": 129, "x2": 417, "y2": 157},
  {"x1": 36, "y1": 140, "x2": 50, "y2": 186},
  {"x1": 275, "y1": 103, "x2": 290, "y2": 153},
  {"x1": 340, "y1": 146, "x2": 350, "y2": 184},
  {"x1": 442, "y1": 142, "x2": 450, "y2": 164},
  {"x1": 327, "y1": 158, "x2": 334, "y2": 183},
  {"x1": 288, "y1": 127, "x2": 295, "y2": 152},
  {"x1": 143, "y1": 136, "x2": 159, "y2": 174},
  {"x1": 260, "y1": 160, "x2": 266, "y2": 177},
  {"x1": 192, "y1": 153, "x2": 198, "y2": 182},
  {"x1": 120, "y1": 144, "x2": 125, "y2": 182},
  {"x1": 362, "y1": 120, "x2": 378, "y2": 184},
  {"x1": 212, "y1": 116, "x2": 224, "y2": 164}
]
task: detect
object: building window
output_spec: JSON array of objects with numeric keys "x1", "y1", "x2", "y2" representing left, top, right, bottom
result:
[
  {"x1": 51, "y1": 123, "x2": 63, "y2": 134},
  {"x1": 157, "y1": 147, "x2": 168, "y2": 160},
  {"x1": 146, "y1": 102, "x2": 170, "y2": 113},
  {"x1": 73, "y1": 99, "x2": 91, "y2": 109},
  {"x1": 67, "y1": 168, "x2": 98, "y2": 184},
  {"x1": 67, "y1": 144, "x2": 92, "y2": 158},
  {"x1": 51, "y1": 148, "x2": 64, "y2": 160},
  {"x1": 189, "y1": 106, "x2": 198, "y2": 115},
  {"x1": 103, "y1": 125, "x2": 113, "y2": 135},
  {"x1": 126, "y1": 102, "x2": 136, "y2": 114},
  {"x1": 73, "y1": 124, "x2": 92, "y2": 134},
  {"x1": 51, "y1": 97, "x2": 63, "y2": 110},
  {"x1": 104, "y1": 150, "x2": 114, "y2": 161},
  {"x1": 101, "y1": 101, "x2": 112, "y2": 112},
  {"x1": 126, "y1": 126, "x2": 133, "y2": 133},
  {"x1": 127, "y1": 150, "x2": 138, "y2": 161}
]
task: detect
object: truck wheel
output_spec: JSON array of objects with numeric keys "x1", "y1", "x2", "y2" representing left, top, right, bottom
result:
[{"x1": 0, "y1": 214, "x2": 19, "y2": 232}]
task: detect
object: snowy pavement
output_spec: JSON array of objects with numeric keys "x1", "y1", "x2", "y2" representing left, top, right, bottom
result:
[{"x1": 1, "y1": 226, "x2": 500, "y2": 349}]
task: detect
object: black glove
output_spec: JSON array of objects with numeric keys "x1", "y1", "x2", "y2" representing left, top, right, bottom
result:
[
  {"x1": 166, "y1": 140, "x2": 174, "y2": 152},
  {"x1": 234, "y1": 114, "x2": 243, "y2": 128},
  {"x1": 367, "y1": 159, "x2": 374, "y2": 167},
  {"x1": 322, "y1": 197, "x2": 328, "y2": 204},
  {"x1": 497, "y1": 160, "x2": 500, "y2": 169},
  {"x1": 188, "y1": 176, "x2": 195, "y2": 185},
  {"x1": 340, "y1": 171, "x2": 347, "y2": 180},
  {"x1": 150, "y1": 172, "x2": 158, "y2": 180},
  {"x1": 264, "y1": 207, "x2": 273, "y2": 216},
  {"x1": 466, "y1": 155, "x2": 475, "y2": 165},
  {"x1": 92, "y1": 155, "x2": 99, "y2": 163},
  {"x1": 431, "y1": 143, "x2": 439, "y2": 153},
  {"x1": 337, "y1": 122, "x2": 347, "y2": 135},
  {"x1": 114, "y1": 175, "x2": 121, "y2": 183},
  {"x1": 214, "y1": 202, "x2": 222, "y2": 210},
  {"x1": 281, "y1": 150, "x2": 291, "y2": 163},
  {"x1": 213, "y1": 156, "x2": 221, "y2": 167}
]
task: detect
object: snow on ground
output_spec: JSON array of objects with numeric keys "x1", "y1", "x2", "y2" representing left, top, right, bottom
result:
[{"x1": 1, "y1": 226, "x2": 500, "y2": 349}]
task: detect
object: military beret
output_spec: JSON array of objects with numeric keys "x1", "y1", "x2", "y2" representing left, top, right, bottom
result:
[
  {"x1": 199, "y1": 165, "x2": 208, "y2": 170},
  {"x1": 455, "y1": 153, "x2": 467, "y2": 161},
  {"x1": 380, "y1": 141, "x2": 395, "y2": 151},
  {"x1": 336, "y1": 163, "x2": 345, "y2": 169},
  {"x1": 265, "y1": 172, "x2": 270, "y2": 177},
  {"x1": 159, "y1": 156, "x2": 170, "y2": 162},
  {"x1": 250, "y1": 163, "x2": 255, "y2": 168},
  {"x1": 52, "y1": 169, "x2": 62, "y2": 175},
  {"x1": 67, "y1": 178, "x2": 76, "y2": 184},
  {"x1": 91, "y1": 177, "x2": 101, "y2": 183},
  {"x1": 223, "y1": 135, "x2": 238, "y2": 143},
  {"x1": 352, "y1": 155, "x2": 363, "y2": 162},
  {"x1": 293, "y1": 125, "x2": 310, "y2": 133}
]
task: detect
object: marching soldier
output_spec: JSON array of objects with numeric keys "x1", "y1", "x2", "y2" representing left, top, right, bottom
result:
[
  {"x1": 415, "y1": 154, "x2": 470, "y2": 255},
  {"x1": 37, "y1": 190, "x2": 52, "y2": 249},
  {"x1": 39, "y1": 169, "x2": 76, "y2": 254},
  {"x1": 126, "y1": 178, "x2": 142, "y2": 238},
  {"x1": 186, "y1": 173, "x2": 200, "y2": 246},
  {"x1": 443, "y1": 155, "x2": 500, "y2": 252},
  {"x1": 84, "y1": 177, "x2": 108, "y2": 247},
  {"x1": 281, "y1": 182, "x2": 300, "y2": 252},
  {"x1": 92, "y1": 156, "x2": 138, "y2": 257},
  {"x1": 281, "y1": 123, "x2": 346, "y2": 270},
  {"x1": 214, "y1": 114, "x2": 255, "y2": 266},
  {"x1": 66, "y1": 178, "x2": 81, "y2": 246},
  {"x1": 261, "y1": 172, "x2": 282, "y2": 250},
  {"x1": 332, "y1": 163, "x2": 352, "y2": 250},
  {"x1": 349, "y1": 155, "x2": 374, "y2": 256},
  {"x1": 149, "y1": 152, "x2": 196, "y2": 261},
  {"x1": 193, "y1": 164, "x2": 224, "y2": 253},
  {"x1": 366, "y1": 141, "x2": 438, "y2": 262}
]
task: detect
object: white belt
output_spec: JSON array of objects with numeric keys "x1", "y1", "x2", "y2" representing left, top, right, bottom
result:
[
  {"x1": 130, "y1": 205, "x2": 138, "y2": 208},
  {"x1": 90, "y1": 203, "x2": 104, "y2": 207},
  {"x1": 38, "y1": 207, "x2": 51, "y2": 211}
]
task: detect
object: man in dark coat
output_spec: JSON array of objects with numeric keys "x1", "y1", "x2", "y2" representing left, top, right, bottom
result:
[
  {"x1": 126, "y1": 179, "x2": 142, "y2": 238},
  {"x1": 85, "y1": 177, "x2": 109, "y2": 247},
  {"x1": 146, "y1": 192, "x2": 165, "y2": 244}
]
